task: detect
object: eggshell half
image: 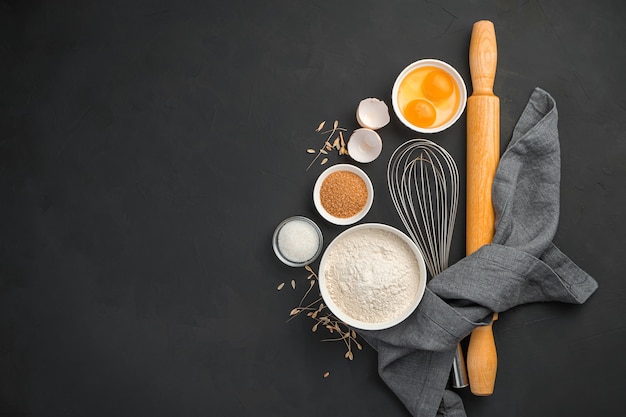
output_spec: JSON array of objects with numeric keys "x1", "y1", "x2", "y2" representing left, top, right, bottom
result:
[
  {"x1": 347, "y1": 128, "x2": 383, "y2": 163},
  {"x1": 356, "y1": 98, "x2": 390, "y2": 130}
]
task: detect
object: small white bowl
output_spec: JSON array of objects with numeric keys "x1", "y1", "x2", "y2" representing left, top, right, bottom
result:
[
  {"x1": 313, "y1": 164, "x2": 374, "y2": 226},
  {"x1": 391, "y1": 59, "x2": 467, "y2": 134},
  {"x1": 318, "y1": 223, "x2": 427, "y2": 330},
  {"x1": 347, "y1": 128, "x2": 383, "y2": 163}
]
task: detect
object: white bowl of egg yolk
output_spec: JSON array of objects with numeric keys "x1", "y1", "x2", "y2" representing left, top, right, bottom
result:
[{"x1": 392, "y1": 59, "x2": 467, "y2": 134}]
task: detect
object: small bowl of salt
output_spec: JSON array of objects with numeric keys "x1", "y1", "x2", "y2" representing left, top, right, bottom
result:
[{"x1": 272, "y1": 216, "x2": 323, "y2": 267}]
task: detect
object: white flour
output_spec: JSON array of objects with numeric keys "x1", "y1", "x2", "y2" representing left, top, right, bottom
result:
[{"x1": 322, "y1": 227, "x2": 421, "y2": 323}]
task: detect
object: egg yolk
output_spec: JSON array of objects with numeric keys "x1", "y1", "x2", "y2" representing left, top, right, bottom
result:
[
  {"x1": 422, "y1": 70, "x2": 454, "y2": 101},
  {"x1": 403, "y1": 99, "x2": 437, "y2": 127}
]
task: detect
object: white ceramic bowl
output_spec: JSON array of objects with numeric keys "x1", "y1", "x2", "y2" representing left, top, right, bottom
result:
[
  {"x1": 391, "y1": 59, "x2": 467, "y2": 134},
  {"x1": 318, "y1": 223, "x2": 427, "y2": 330},
  {"x1": 313, "y1": 164, "x2": 374, "y2": 226}
]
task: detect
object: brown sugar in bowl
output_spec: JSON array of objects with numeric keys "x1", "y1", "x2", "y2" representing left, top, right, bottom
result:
[{"x1": 313, "y1": 164, "x2": 374, "y2": 226}]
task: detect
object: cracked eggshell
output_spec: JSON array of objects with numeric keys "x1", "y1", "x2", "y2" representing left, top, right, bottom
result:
[
  {"x1": 356, "y1": 98, "x2": 390, "y2": 130},
  {"x1": 347, "y1": 128, "x2": 383, "y2": 163}
]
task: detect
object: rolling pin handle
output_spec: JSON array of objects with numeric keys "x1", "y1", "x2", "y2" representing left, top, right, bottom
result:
[
  {"x1": 469, "y1": 21, "x2": 498, "y2": 96},
  {"x1": 467, "y1": 313, "x2": 498, "y2": 395}
]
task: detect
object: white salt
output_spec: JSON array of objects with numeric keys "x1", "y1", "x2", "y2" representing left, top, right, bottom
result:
[{"x1": 277, "y1": 219, "x2": 320, "y2": 263}]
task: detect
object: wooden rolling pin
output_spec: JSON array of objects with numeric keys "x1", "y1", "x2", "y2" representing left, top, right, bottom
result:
[{"x1": 466, "y1": 20, "x2": 500, "y2": 396}]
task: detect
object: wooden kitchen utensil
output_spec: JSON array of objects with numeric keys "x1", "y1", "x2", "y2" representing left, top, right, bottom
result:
[{"x1": 466, "y1": 20, "x2": 500, "y2": 396}]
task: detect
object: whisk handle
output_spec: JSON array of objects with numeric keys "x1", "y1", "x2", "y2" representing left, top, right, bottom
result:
[{"x1": 466, "y1": 20, "x2": 500, "y2": 396}]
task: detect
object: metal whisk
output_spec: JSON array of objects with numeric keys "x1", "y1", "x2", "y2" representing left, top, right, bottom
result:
[{"x1": 387, "y1": 138, "x2": 468, "y2": 388}]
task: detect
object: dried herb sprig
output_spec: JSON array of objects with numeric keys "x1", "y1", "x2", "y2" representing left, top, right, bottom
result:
[
  {"x1": 279, "y1": 265, "x2": 363, "y2": 360},
  {"x1": 306, "y1": 120, "x2": 349, "y2": 171}
]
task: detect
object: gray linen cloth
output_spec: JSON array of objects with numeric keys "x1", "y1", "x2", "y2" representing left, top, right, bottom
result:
[{"x1": 361, "y1": 88, "x2": 598, "y2": 417}]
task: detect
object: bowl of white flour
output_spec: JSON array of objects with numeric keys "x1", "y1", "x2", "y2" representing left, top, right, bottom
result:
[{"x1": 318, "y1": 223, "x2": 427, "y2": 330}]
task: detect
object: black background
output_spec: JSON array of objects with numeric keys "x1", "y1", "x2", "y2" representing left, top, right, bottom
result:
[{"x1": 1, "y1": 0, "x2": 625, "y2": 416}]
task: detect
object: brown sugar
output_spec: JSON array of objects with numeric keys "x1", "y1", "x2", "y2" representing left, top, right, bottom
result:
[{"x1": 320, "y1": 171, "x2": 368, "y2": 218}]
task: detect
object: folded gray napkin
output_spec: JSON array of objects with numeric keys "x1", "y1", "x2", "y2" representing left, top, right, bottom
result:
[{"x1": 361, "y1": 88, "x2": 598, "y2": 417}]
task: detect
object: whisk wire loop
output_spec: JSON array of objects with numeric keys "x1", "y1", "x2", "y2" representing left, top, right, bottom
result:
[{"x1": 387, "y1": 139, "x2": 459, "y2": 277}]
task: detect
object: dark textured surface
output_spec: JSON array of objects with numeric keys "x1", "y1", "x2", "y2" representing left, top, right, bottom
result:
[{"x1": 1, "y1": 1, "x2": 624, "y2": 416}]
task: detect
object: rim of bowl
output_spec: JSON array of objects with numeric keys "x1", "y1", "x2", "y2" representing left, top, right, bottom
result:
[
  {"x1": 391, "y1": 58, "x2": 467, "y2": 134},
  {"x1": 313, "y1": 164, "x2": 374, "y2": 226},
  {"x1": 317, "y1": 223, "x2": 427, "y2": 330},
  {"x1": 272, "y1": 216, "x2": 323, "y2": 267}
]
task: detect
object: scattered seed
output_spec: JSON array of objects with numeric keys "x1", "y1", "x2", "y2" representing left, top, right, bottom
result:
[
  {"x1": 307, "y1": 120, "x2": 350, "y2": 170},
  {"x1": 277, "y1": 282, "x2": 285, "y2": 290},
  {"x1": 321, "y1": 157, "x2": 328, "y2": 165},
  {"x1": 281, "y1": 265, "x2": 361, "y2": 362},
  {"x1": 323, "y1": 371, "x2": 330, "y2": 378}
]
